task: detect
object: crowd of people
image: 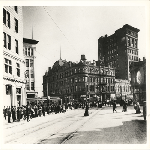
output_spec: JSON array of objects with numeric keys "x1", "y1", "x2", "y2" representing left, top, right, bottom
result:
[
  {"x1": 3, "y1": 99, "x2": 141, "y2": 124},
  {"x1": 3, "y1": 102, "x2": 73, "y2": 123}
]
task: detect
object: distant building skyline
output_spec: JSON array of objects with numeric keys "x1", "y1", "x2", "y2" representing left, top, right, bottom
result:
[{"x1": 22, "y1": 6, "x2": 147, "y2": 97}]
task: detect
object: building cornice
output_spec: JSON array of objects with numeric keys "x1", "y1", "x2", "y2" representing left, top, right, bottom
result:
[
  {"x1": 3, "y1": 51, "x2": 25, "y2": 64},
  {"x1": 3, "y1": 76, "x2": 26, "y2": 84}
]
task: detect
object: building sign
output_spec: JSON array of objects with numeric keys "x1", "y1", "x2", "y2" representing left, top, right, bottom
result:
[{"x1": 81, "y1": 95, "x2": 86, "y2": 98}]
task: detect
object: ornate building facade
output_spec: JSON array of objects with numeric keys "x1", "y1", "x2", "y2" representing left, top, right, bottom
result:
[
  {"x1": 129, "y1": 57, "x2": 146, "y2": 104},
  {"x1": 3, "y1": 6, "x2": 26, "y2": 107},
  {"x1": 115, "y1": 79, "x2": 132, "y2": 101},
  {"x1": 43, "y1": 55, "x2": 115, "y2": 104},
  {"x1": 98, "y1": 24, "x2": 139, "y2": 80}
]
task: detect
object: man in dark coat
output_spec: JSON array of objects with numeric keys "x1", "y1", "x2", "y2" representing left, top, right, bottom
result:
[
  {"x1": 3, "y1": 106, "x2": 7, "y2": 120},
  {"x1": 26, "y1": 104, "x2": 30, "y2": 122},
  {"x1": 113, "y1": 101, "x2": 117, "y2": 113},
  {"x1": 7, "y1": 107, "x2": 11, "y2": 123},
  {"x1": 42, "y1": 105, "x2": 45, "y2": 116},
  {"x1": 12, "y1": 106, "x2": 16, "y2": 122}
]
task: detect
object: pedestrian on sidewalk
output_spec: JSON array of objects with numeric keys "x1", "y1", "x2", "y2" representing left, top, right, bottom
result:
[
  {"x1": 113, "y1": 101, "x2": 117, "y2": 113},
  {"x1": 3, "y1": 106, "x2": 7, "y2": 120},
  {"x1": 18, "y1": 107, "x2": 21, "y2": 121},
  {"x1": 22, "y1": 106, "x2": 26, "y2": 120},
  {"x1": 7, "y1": 107, "x2": 11, "y2": 123},
  {"x1": 42, "y1": 105, "x2": 45, "y2": 117},
  {"x1": 12, "y1": 106, "x2": 16, "y2": 122},
  {"x1": 135, "y1": 102, "x2": 141, "y2": 114},
  {"x1": 26, "y1": 103, "x2": 30, "y2": 122},
  {"x1": 122, "y1": 100, "x2": 126, "y2": 112}
]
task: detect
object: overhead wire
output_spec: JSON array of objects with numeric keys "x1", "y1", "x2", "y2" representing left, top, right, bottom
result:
[{"x1": 42, "y1": 6, "x2": 76, "y2": 52}]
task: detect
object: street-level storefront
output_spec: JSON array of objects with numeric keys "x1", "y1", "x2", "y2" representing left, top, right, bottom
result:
[{"x1": 3, "y1": 77, "x2": 26, "y2": 108}]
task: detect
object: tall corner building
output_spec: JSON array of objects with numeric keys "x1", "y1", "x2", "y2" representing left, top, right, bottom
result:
[
  {"x1": 98, "y1": 24, "x2": 140, "y2": 80},
  {"x1": 23, "y1": 38, "x2": 39, "y2": 98},
  {"x1": 3, "y1": 6, "x2": 26, "y2": 107}
]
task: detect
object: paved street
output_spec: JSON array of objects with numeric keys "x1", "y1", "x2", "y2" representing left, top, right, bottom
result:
[{"x1": 3, "y1": 106, "x2": 146, "y2": 144}]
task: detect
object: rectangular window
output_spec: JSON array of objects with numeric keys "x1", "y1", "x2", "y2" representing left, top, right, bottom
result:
[
  {"x1": 75, "y1": 85, "x2": 77, "y2": 91},
  {"x1": 3, "y1": 9, "x2": 10, "y2": 28},
  {"x1": 127, "y1": 37, "x2": 130, "y2": 46},
  {"x1": 26, "y1": 82, "x2": 30, "y2": 90},
  {"x1": 26, "y1": 59, "x2": 29, "y2": 67},
  {"x1": 16, "y1": 63, "x2": 20, "y2": 77},
  {"x1": 6, "y1": 85, "x2": 11, "y2": 95},
  {"x1": 3, "y1": 8, "x2": 6, "y2": 25},
  {"x1": 27, "y1": 49, "x2": 30, "y2": 57},
  {"x1": 14, "y1": 18, "x2": 18, "y2": 33},
  {"x1": 25, "y1": 70, "x2": 29, "y2": 78},
  {"x1": 7, "y1": 11, "x2": 10, "y2": 28},
  {"x1": 31, "y1": 82, "x2": 34, "y2": 90},
  {"x1": 3, "y1": 32, "x2": 6, "y2": 48},
  {"x1": 5, "y1": 58, "x2": 12, "y2": 74},
  {"x1": 14, "y1": 6, "x2": 18, "y2": 13},
  {"x1": 16, "y1": 88, "x2": 21, "y2": 94},
  {"x1": 30, "y1": 69, "x2": 34, "y2": 78},
  {"x1": 135, "y1": 39, "x2": 137, "y2": 48},
  {"x1": 15, "y1": 39, "x2": 18, "y2": 54},
  {"x1": 7, "y1": 34, "x2": 11, "y2": 50},
  {"x1": 31, "y1": 48, "x2": 33, "y2": 56},
  {"x1": 30, "y1": 59, "x2": 33, "y2": 67},
  {"x1": 25, "y1": 48, "x2": 27, "y2": 56}
]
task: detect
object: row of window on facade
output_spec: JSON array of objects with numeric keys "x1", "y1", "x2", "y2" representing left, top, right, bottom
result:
[
  {"x1": 48, "y1": 76, "x2": 115, "y2": 86},
  {"x1": 50, "y1": 85, "x2": 115, "y2": 95},
  {"x1": 52, "y1": 69, "x2": 114, "y2": 81},
  {"x1": 25, "y1": 70, "x2": 34, "y2": 78},
  {"x1": 127, "y1": 30, "x2": 137, "y2": 37},
  {"x1": 23, "y1": 48, "x2": 34, "y2": 56},
  {"x1": 107, "y1": 49, "x2": 117, "y2": 55},
  {"x1": 116, "y1": 85, "x2": 131, "y2": 93},
  {"x1": 3, "y1": 32, "x2": 19, "y2": 54},
  {"x1": 127, "y1": 37, "x2": 137, "y2": 48},
  {"x1": 107, "y1": 43, "x2": 117, "y2": 49},
  {"x1": 107, "y1": 53, "x2": 118, "y2": 61},
  {"x1": 127, "y1": 49, "x2": 138, "y2": 55},
  {"x1": 25, "y1": 82, "x2": 34, "y2": 90},
  {"x1": 26, "y1": 59, "x2": 34, "y2": 67},
  {"x1": 6, "y1": 85, "x2": 21, "y2": 95},
  {"x1": 4, "y1": 58, "x2": 20, "y2": 77},
  {"x1": 3, "y1": 8, "x2": 18, "y2": 32},
  {"x1": 108, "y1": 61, "x2": 118, "y2": 68},
  {"x1": 128, "y1": 55, "x2": 138, "y2": 61}
]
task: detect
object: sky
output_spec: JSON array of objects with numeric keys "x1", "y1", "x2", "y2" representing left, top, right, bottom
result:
[{"x1": 23, "y1": 5, "x2": 147, "y2": 97}]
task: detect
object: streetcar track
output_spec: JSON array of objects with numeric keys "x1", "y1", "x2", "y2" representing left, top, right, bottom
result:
[
  {"x1": 5, "y1": 110, "x2": 83, "y2": 143},
  {"x1": 37, "y1": 109, "x2": 100, "y2": 144},
  {"x1": 60, "y1": 110, "x2": 100, "y2": 144}
]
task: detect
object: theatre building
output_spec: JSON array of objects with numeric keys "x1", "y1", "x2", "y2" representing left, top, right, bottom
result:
[
  {"x1": 43, "y1": 55, "x2": 115, "y2": 104},
  {"x1": 3, "y1": 6, "x2": 26, "y2": 107}
]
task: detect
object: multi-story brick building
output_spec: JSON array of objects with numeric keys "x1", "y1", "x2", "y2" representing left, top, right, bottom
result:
[
  {"x1": 23, "y1": 38, "x2": 39, "y2": 98},
  {"x1": 98, "y1": 24, "x2": 139, "y2": 80},
  {"x1": 129, "y1": 57, "x2": 146, "y2": 105},
  {"x1": 3, "y1": 6, "x2": 26, "y2": 107},
  {"x1": 43, "y1": 55, "x2": 115, "y2": 104}
]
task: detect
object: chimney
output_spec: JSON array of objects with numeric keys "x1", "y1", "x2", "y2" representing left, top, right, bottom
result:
[
  {"x1": 93, "y1": 60, "x2": 96, "y2": 66},
  {"x1": 48, "y1": 67, "x2": 51, "y2": 71},
  {"x1": 139, "y1": 58, "x2": 141, "y2": 62},
  {"x1": 81, "y1": 54, "x2": 86, "y2": 60},
  {"x1": 143, "y1": 57, "x2": 145, "y2": 61}
]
